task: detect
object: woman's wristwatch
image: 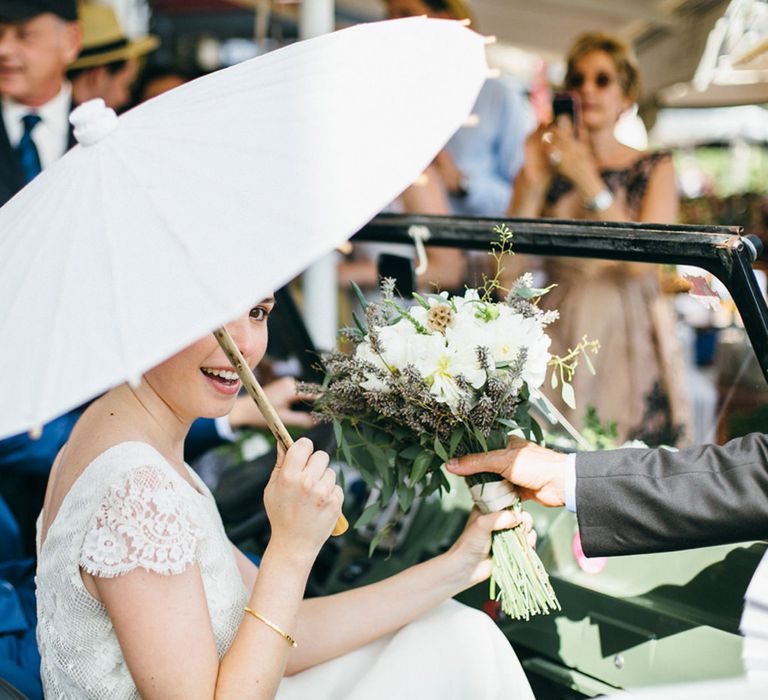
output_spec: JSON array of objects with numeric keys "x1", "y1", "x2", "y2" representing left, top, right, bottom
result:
[{"x1": 583, "y1": 188, "x2": 614, "y2": 212}]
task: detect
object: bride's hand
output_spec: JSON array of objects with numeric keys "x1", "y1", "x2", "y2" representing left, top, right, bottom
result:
[
  {"x1": 263, "y1": 437, "x2": 343, "y2": 561},
  {"x1": 446, "y1": 509, "x2": 537, "y2": 589}
]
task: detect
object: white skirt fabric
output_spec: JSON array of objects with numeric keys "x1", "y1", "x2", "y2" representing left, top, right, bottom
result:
[{"x1": 277, "y1": 599, "x2": 534, "y2": 700}]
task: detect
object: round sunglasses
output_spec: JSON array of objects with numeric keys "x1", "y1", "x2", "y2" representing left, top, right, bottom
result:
[{"x1": 566, "y1": 71, "x2": 616, "y2": 90}]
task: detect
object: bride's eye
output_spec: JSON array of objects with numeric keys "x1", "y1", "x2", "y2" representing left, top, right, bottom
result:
[{"x1": 250, "y1": 306, "x2": 270, "y2": 322}]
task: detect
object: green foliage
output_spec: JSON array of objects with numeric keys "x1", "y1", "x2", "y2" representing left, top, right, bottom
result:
[
  {"x1": 581, "y1": 405, "x2": 619, "y2": 450},
  {"x1": 479, "y1": 223, "x2": 515, "y2": 302},
  {"x1": 548, "y1": 335, "x2": 600, "y2": 410}
]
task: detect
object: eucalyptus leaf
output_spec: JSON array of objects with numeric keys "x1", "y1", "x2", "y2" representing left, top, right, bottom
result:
[
  {"x1": 381, "y1": 477, "x2": 395, "y2": 504},
  {"x1": 354, "y1": 503, "x2": 381, "y2": 529},
  {"x1": 434, "y1": 436, "x2": 449, "y2": 463},
  {"x1": 410, "y1": 451, "x2": 432, "y2": 484},
  {"x1": 397, "y1": 482, "x2": 415, "y2": 510},
  {"x1": 530, "y1": 418, "x2": 544, "y2": 445},
  {"x1": 550, "y1": 370, "x2": 559, "y2": 390},
  {"x1": 339, "y1": 439, "x2": 354, "y2": 468},
  {"x1": 352, "y1": 311, "x2": 367, "y2": 335},
  {"x1": 350, "y1": 281, "x2": 369, "y2": 311},
  {"x1": 513, "y1": 283, "x2": 556, "y2": 299},
  {"x1": 496, "y1": 418, "x2": 518, "y2": 429},
  {"x1": 333, "y1": 420, "x2": 343, "y2": 446},
  {"x1": 399, "y1": 444, "x2": 423, "y2": 460},
  {"x1": 357, "y1": 468, "x2": 376, "y2": 489},
  {"x1": 474, "y1": 428, "x2": 488, "y2": 453},
  {"x1": 561, "y1": 381, "x2": 577, "y2": 410},
  {"x1": 368, "y1": 529, "x2": 385, "y2": 557},
  {"x1": 368, "y1": 443, "x2": 392, "y2": 477}
]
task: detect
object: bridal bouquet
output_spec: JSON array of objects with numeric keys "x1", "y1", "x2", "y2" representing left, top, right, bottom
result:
[{"x1": 310, "y1": 225, "x2": 597, "y2": 620}]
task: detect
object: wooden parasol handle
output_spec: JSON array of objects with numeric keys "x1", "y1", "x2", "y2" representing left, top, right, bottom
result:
[{"x1": 213, "y1": 327, "x2": 349, "y2": 537}]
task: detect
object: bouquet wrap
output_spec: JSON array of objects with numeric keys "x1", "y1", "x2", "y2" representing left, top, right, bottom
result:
[{"x1": 467, "y1": 473, "x2": 559, "y2": 618}]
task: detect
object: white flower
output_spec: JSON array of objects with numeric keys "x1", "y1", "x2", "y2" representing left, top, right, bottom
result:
[
  {"x1": 410, "y1": 333, "x2": 486, "y2": 409},
  {"x1": 446, "y1": 312, "x2": 492, "y2": 351},
  {"x1": 355, "y1": 341, "x2": 389, "y2": 391},
  {"x1": 453, "y1": 288, "x2": 481, "y2": 314},
  {"x1": 377, "y1": 321, "x2": 418, "y2": 369},
  {"x1": 520, "y1": 320, "x2": 552, "y2": 388},
  {"x1": 484, "y1": 313, "x2": 552, "y2": 389},
  {"x1": 354, "y1": 320, "x2": 420, "y2": 390}
]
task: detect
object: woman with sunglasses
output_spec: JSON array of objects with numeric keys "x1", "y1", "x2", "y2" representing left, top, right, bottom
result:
[{"x1": 508, "y1": 31, "x2": 691, "y2": 445}]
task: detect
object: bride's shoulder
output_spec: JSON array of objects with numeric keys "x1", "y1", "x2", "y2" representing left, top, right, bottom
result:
[{"x1": 42, "y1": 436, "x2": 170, "y2": 538}]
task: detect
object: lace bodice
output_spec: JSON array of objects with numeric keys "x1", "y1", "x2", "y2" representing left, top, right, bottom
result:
[
  {"x1": 545, "y1": 150, "x2": 672, "y2": 217},
  {"x1": 36, "y1": 441, "x2": 248, "y2": 699}
]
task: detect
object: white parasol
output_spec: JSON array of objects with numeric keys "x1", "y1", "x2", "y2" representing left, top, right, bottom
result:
[{"x1": 0, "y1": 17, "x2": 487, "y2": 440}]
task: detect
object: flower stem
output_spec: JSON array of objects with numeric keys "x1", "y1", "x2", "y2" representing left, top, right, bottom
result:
[{"x1": 466, "y1": 472, "x2": 560, "y2": 620}]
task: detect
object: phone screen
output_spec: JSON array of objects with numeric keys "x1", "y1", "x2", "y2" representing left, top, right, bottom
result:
[{"x1": 552, "y1": 92, "x2": 581, "y2": 132}]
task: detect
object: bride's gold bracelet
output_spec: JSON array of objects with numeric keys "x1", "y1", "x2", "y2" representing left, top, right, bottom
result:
[{"x1": 243, "y1": 607, "x2": 298, "y2": 648}]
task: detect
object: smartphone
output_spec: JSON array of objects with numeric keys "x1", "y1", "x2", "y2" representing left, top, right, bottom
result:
[{"x1": 552, "y1": 91, "x2": 581, "y2": 132}]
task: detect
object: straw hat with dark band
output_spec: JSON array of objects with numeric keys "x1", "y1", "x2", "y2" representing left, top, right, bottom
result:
[{"x1": 69, "y1": 3, "x2": 158, "y2": 70}]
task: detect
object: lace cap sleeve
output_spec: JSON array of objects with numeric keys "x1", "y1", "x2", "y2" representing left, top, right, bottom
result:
[{"x1": 79, "y1": 464, "x2": 199, "y2": 578}]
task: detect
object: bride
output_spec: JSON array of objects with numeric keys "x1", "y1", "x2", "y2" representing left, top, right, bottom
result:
[{"x1": 35, "y1": 298, "x2": 535, "y2": 699}]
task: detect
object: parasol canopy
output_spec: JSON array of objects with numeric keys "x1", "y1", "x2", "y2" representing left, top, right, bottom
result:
[{"x1": 0, "y1": 17, "x2": 487, "y2": 439}]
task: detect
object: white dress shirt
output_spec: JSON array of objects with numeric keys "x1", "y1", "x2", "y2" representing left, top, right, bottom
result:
[
  {"x1": 565, "y1": 452, "x2": 577, "y2": 511},
  {"x1": 2, "y1": 82, "x2": 72, "y2": 169}
]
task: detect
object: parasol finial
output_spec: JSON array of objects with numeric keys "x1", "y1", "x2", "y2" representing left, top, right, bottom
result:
[{"x1": 70, "y1": 98, "x2": 118, "y2": 146}]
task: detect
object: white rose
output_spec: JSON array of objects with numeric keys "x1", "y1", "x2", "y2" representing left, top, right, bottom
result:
[
  {"x1": 520, "y1": 317, "x2": 551, "y2": 388},
  {"x1": 484, "y1": 313, "x2": 551, "y2": 389},
  {"x1": 377, "y1": 320, "x2": 418, "y2": 370},
  {"x1": 410, "y1": 333, "x2": 486, "y2": 410}
]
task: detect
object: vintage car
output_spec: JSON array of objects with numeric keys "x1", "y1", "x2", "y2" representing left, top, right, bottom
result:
[
  {"x1": 213, "y1": 213, "x2": 767, "y2": 699},
  {"x1": 318, "y1": 214, "x2": 766, "y2": 698}
]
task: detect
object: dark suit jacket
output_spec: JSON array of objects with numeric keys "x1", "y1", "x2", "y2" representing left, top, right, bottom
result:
[
  {"x1": 0, "y1": 101, "x2": 76, "y2": 208},
  {"x1": 575, "y1": 432, "x2": 768, "y2": 557}
]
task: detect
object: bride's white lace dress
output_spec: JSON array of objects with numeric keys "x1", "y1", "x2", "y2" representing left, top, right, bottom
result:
[{"x1": 36, "y1": 441, "x2": 533, "y2": 699}]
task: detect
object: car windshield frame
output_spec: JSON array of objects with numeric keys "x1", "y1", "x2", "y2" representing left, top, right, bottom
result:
[{"x1": 353, "y1": 213, "x2": 768, "y2": 384}]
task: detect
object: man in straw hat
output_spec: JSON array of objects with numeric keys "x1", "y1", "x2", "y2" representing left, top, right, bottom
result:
[
  {"x1": 69, "y1": 2, "x2": 158, "y2": 111},
  {"x1": 0, "y1": 0, "x2": 81, "y2": 206}
]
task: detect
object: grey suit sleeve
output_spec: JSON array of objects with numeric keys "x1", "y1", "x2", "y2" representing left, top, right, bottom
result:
[{"x1": 575, "y1": 433, "x2": 768, "y2": 557}]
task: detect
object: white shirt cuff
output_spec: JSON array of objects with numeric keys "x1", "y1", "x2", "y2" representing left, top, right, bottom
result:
[
  {"x1": 565, "y1": 453, "x2": 577, "y2": 512},
  {"x1": 214, "y1": 415, "x2": 237, "y2": 442}
]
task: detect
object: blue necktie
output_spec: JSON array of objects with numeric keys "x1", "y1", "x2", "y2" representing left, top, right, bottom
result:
[{"x1": 16, "y1": 113, "x2": 42, "y2": 184}]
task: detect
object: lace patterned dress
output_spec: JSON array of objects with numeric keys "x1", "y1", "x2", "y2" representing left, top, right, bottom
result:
[
  {"x1": 36, "y1": 441, "x2": 533, "y2": 700},
  {"x1": 541, "y1": 151, "x2": 691, "y2": 444}
]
